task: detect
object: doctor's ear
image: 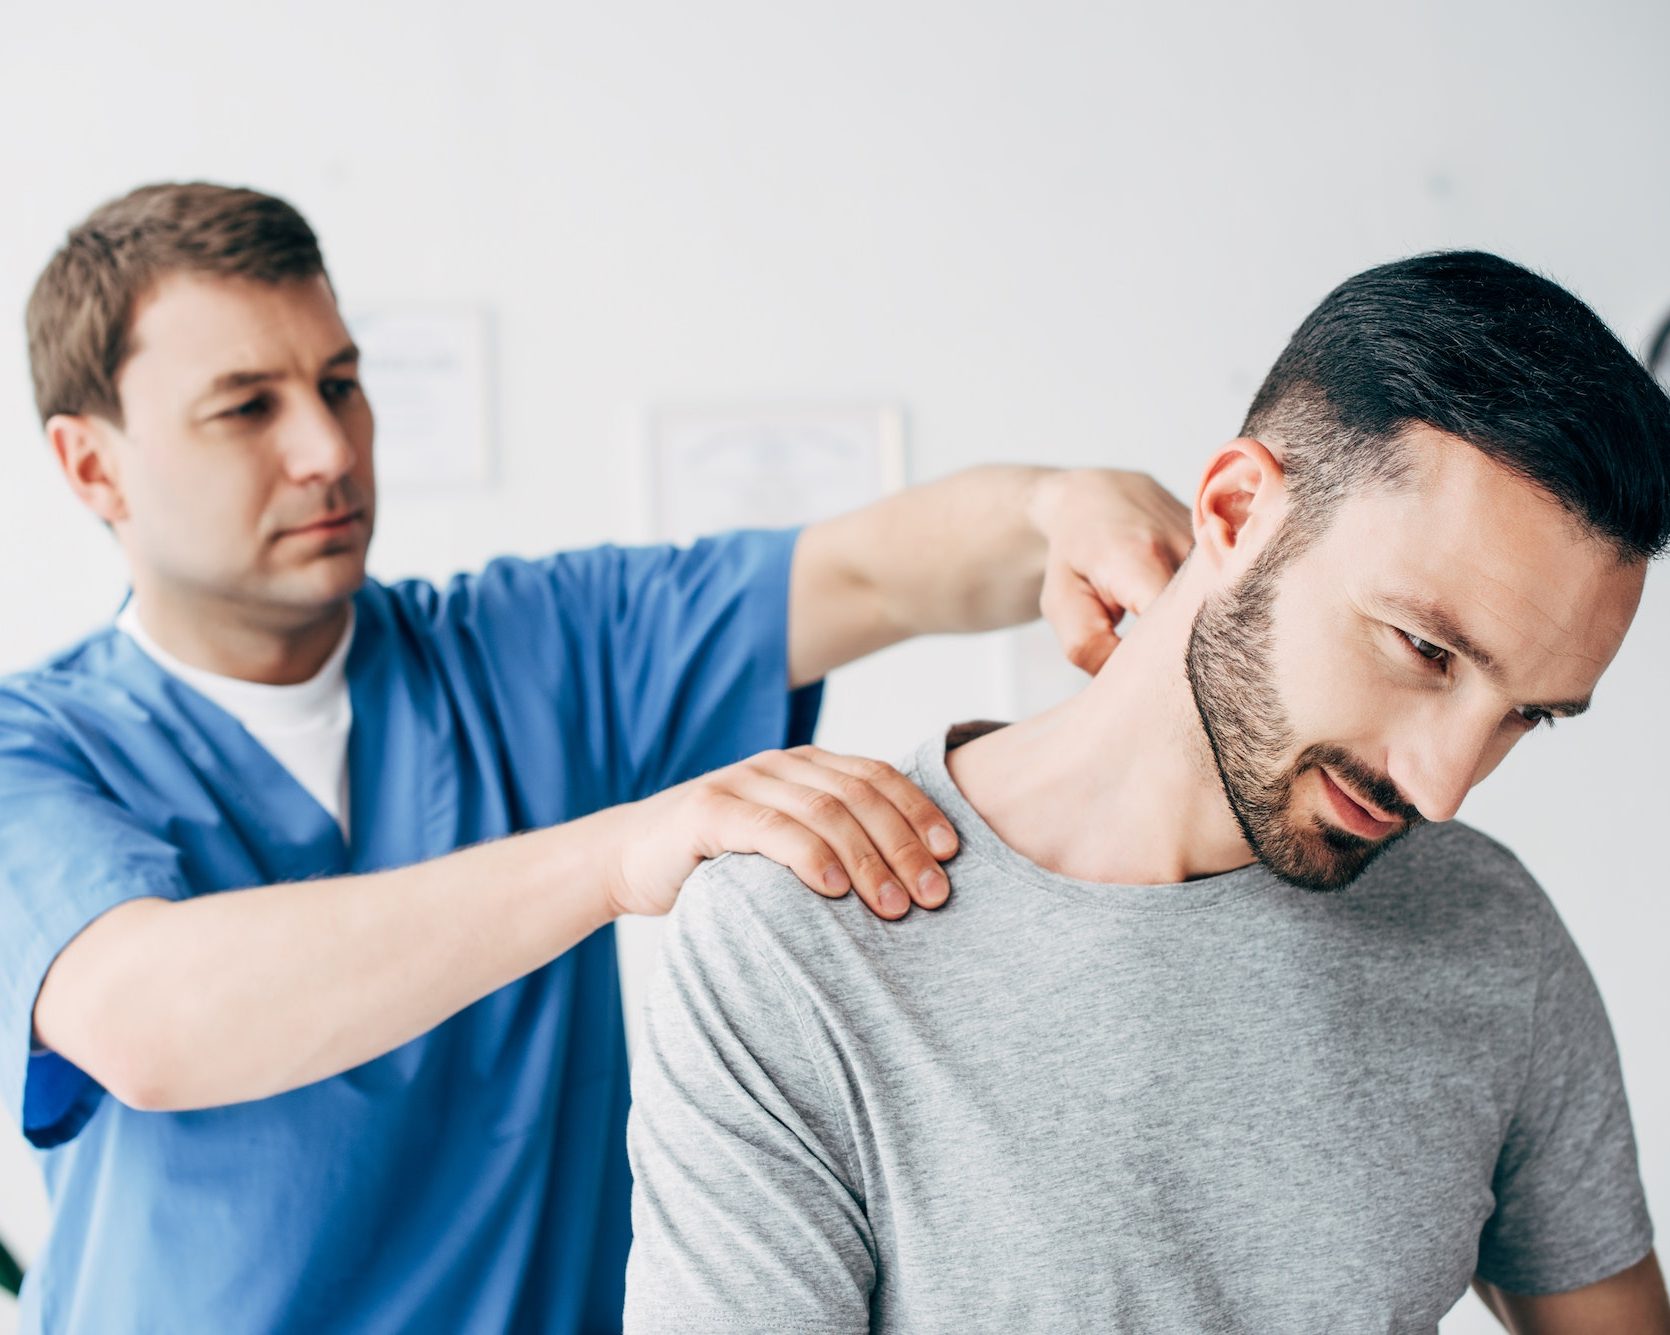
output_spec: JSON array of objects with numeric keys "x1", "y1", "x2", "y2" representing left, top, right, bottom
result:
[
  {"x1": 1191, "y1": 438, "x2": 1289, "y2": 575},
  {"x1": 47, "y1": 414, "x2": 128, "y2": 527}
]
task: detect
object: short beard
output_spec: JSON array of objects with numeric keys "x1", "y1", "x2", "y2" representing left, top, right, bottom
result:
[{"x1": 1184, "y1": 521, "x2": 1419, "y2": 892}]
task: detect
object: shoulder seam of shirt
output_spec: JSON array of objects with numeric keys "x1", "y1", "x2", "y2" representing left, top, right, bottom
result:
[
  {"x1": 4, "y1": 625, "x2": 125, "y2": 684},
  {"x1": 705, "y1": 870, "x2": 869, "y2": 1201},
  {"x1": 1502, "y1": 900, "x2": 1555, "y2": 1148}
]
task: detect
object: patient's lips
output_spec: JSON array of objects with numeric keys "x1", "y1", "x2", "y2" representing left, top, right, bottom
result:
[{"x1": 1316, "y1": 766, "x2": 1401, "y2": 839}]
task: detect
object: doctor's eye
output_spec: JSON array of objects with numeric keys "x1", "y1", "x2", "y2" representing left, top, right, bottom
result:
[
  {"x1": 321, "y1": 377, "x2": 361, "y2": 405},
  {"x1": 222, "y1": 394, "x2": 273, "y2": 422}
]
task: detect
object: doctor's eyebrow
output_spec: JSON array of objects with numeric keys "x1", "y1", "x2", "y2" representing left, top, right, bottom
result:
[
  {"x1": 1374, "y1": 591, "x2": 1592, "y2": 718},
  {"x1": 197, "y1": 343, "x2": 362, "y2": 403}
]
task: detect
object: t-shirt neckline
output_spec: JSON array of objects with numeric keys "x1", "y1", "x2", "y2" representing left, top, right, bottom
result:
[
  {"x1": 916, "y1": 724, "x2": 1277, "y2": 913},
  {"x1": 114, "y1": 598, "x2": 354, "y2": 728}
]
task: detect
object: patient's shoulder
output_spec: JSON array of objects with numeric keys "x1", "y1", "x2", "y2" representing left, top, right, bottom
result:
[
  {"x1": 676, "y1": 850, "x2": 852, "y2": 937},
  {"x1": 1388, "y1": 819, "x2": 1549, "y2": 905},
  {"x1": 677, "y1": 849, "x2": 807, "y2": 911},
  {"x1": 1363, "y1": 819, "x2": 1563, "y2": 959},
  {"x1": 669, "y1": 849, "x2": 895, "y2": 981}
]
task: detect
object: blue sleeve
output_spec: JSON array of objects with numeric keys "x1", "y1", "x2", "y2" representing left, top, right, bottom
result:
[
  {"x1": 454, "y1": 528, "x2": 823, "y2": 804},
  {"x1": 0, "y1": 692, "x2": 190, "y2": 1149}
]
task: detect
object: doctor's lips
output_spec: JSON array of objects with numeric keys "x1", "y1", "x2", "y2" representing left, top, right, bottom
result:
[{"x1": 278, "y1": 508, "x2": 365, "y2": 539}]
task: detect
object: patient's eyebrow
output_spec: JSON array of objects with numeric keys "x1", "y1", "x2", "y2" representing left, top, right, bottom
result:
[
  {"x1": 1379, "y1": 593, "x2": 1500, "y2": 674},
  {"x1": 1375, "y1": 592, "x2": 1592, "y2": 718}
]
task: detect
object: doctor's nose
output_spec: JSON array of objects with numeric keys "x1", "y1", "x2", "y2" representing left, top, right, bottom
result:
[{"x1": 280, "y1": 396, "x2": 358, "y2": 486}]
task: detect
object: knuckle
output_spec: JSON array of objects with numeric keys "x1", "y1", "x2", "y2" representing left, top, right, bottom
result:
[
  {"x1": 834, "y1": 773, "x2": 878, "y2": 807},
  {"x1": 802, "y1": 790, "x2": 848, "y2": 824},
  {"x1": 1122, "y1": 529, "x2": 1169, "y2": 567},
  {"x1": 906, "y1": 800, "x2": 946, "y2": 830},
  {"x1": 851, "y1": 848, "x2": 890, "y2": 880},
  {"x1": 688, "y1": 783, "x2": 727, "y2": 818},
  {"x1": 854, "y1": 757, "x2": 897, "y2": 784}
]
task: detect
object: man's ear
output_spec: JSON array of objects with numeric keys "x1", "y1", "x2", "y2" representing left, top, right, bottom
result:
[
  {"x1": 47, "y1": 414, "x2": 129, "y2": 526},
  {"x1": 1192, "y1": 437, "x2": 1288, "y2": 575}
]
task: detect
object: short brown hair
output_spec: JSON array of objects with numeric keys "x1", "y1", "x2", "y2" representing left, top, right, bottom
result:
[{"x1": 25, "y1": 181, "x2": 327, "y2": 426}]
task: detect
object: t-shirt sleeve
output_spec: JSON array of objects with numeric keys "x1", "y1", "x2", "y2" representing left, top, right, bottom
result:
[
  {"x1": 624, "y1": 862, "x2": 874, "y2": 1334},
  {"x1": 1474, "y1": 910, "x2": 1654, "y2": 1294},
  {"x1": 0, "y1": 694, "x2": 190, "y2": 1148},
  {"x1": 456, "y1": 528, "x2": 823, "y2": 803}
]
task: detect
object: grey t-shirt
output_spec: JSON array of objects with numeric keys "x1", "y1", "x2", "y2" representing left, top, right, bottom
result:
[{"x1": 624, "y1": 730, "x2": 1652, "y2": 1334}]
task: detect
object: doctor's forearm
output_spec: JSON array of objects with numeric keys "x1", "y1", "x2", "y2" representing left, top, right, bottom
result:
[
  {"x1": 788, "y1": 466, "x2": 1054, "y2": 684},
  {"x1": 33, "y1": 813, "x2": 623, "y2": 1112},
  {"x1": 844, "y1": 464, "x2": 1054, "y2": 632}
]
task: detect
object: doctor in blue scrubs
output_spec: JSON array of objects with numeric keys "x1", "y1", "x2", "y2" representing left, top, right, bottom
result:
[{"x1": 0, "y1": 182, "x2": 1191, "y2": 1333}]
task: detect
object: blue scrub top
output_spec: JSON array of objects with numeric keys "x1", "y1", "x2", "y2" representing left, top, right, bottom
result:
[{"x1": 0, "y1": 530, "x2": 822, "y2": 1334}]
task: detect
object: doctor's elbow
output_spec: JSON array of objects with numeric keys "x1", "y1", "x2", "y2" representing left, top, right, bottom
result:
[
  {"x1": 34, "y1": 896, "x2": 197, "y2": 1112},
  {"x1": 98, "y1": 1050, "x2": 181, "y2": 1113}
]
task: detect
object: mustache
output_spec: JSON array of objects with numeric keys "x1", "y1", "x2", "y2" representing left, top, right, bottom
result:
[
  {"x1": 272, "y1": 480, "x2": 368, "y2": 533},
  {"x1": 1298, "y1": 743, "x2": 1423, "y2": 826}
]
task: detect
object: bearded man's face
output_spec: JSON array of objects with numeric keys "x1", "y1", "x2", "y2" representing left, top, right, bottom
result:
[
  {"x1": 1186, "y1": 519, "x2": 1422, "y2": 892},
  {"x1": 1182, "y1": 431, "x2": 1639, "y2": 892}
]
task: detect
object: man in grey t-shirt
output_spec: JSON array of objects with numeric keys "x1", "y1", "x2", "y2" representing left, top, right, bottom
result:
[{"x1": 626, "y1": 253, "x2": 1670, "y2": 1333}]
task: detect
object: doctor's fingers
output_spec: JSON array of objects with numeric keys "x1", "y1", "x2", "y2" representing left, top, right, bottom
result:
[
  {"x1": 702, "y1": 779, "x2": 911, "y2": 918},
  {"x1": 1040, "y1": 559, "x2": 1127, "y2": 677},
  {"x1": 725, "y1": 757, "x2": 953, "y2": 919},
  {"x1": 780, "y1": 747, "x2": 959, "y2": 864}
]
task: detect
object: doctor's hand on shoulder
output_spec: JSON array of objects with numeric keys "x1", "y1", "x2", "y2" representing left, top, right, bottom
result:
[
  {"x1": 605, "y1": 466, "x2": 1193, "y2": 922},
  {"x1": 605, "y1": 745, "x2": 961, "y2": 921}
]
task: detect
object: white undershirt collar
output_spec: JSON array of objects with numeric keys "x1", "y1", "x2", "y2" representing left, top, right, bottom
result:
[{"x1": 116, "y1": 600, "x2": 355, "y2": 834}]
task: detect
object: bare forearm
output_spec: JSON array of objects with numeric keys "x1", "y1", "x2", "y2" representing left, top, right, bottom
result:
[
  {"x1": 790, "y1": 465, "x2": 1054, "y2": 684},
  {"x1": 871, "y1": 464, "x2": 1058, "y2": 631},
  {"x1": 789, "y1": 464, "x2": 1194, "y2": 687},
  {"x1": 1472, "y1": 1252, "x2": 1670, "y2": 1334},
  {"x1": 35, "y1": 809, "x2": 624, "y2": 1111}
]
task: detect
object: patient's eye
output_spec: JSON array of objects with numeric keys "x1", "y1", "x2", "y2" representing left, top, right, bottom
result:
[{"x1": 1398, "y1": 630, "x2": 1450, "y2": 668}]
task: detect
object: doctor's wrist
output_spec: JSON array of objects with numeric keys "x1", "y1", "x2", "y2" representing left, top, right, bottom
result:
[{"x1": 520, "y1": 808, "x2": 634, "y2": 938}]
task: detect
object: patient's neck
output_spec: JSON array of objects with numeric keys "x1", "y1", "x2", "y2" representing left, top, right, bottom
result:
[{"x1": 947, "y1": 594, "x2": 1254, "y2": 886}]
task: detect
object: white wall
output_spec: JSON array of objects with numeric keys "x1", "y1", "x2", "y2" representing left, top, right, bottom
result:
[{"x1": 2, "y1": 3, "x2": 1667, "y2": 1329}]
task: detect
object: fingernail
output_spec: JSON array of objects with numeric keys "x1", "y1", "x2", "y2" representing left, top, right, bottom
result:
[
  {"x1": 823, "y1": 864, "x2": 850, "y2": 893},
  {"x1": 879, "y1": 882, "x2": 909, "y2": 916},
  {"x1": 928, "y1": 825, "x2": 957, "y2": 858},
  {"x1": 917, "y1": 868, "x2": 948, "y2": 906}
]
